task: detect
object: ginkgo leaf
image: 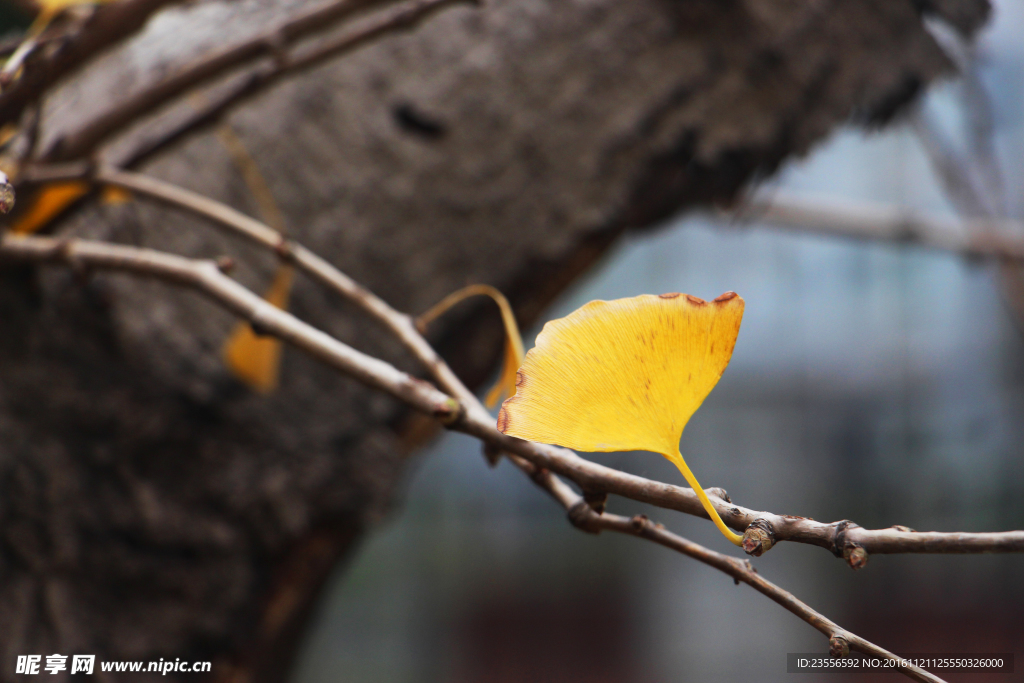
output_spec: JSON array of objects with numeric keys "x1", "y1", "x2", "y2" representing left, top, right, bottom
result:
[
  {"x1": 217, "y1": 124, "x2": 294, "y2": 394},
  {"x1": 485, "y1": 335, "x2": 522, "y2": 408},
  {"x1": 497, "y1": 291, "x2": 745, "y2": 545},
  {"x1": 223, "y1": 265, "x2": 294, "y2": 394},
  {"x1": 417, "y1": 284, "x2": 524, "y2": 408},
  {"x1": 9, "y1": 182, "x2": 88, "y2": 235}
]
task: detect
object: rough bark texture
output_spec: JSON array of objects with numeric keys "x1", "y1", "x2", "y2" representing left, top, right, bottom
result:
[{"x1": 0, "y1": 0, "x2": 989, "y2": 680}]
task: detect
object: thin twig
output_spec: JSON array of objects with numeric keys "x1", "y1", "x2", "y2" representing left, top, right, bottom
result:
[
  {"x1": 0, "y1": 33, "x2": 28, "y2": 59},
  {"x1": 730, "y1": 194, "x2": 1024, "y2": 263},
  {"x1": 46, "y1": 0, "x2": 471, "y2": 165},
  {"x1": 28, "y1": 163, "x2": 490, "y2": 419},
  {"x1": 41, "y1": 0, "x2": 391, "y2": 162},
  {"x1": 0, "y1": 0, "x2": 185, "y2": 129},
  {"x1": 921, "y1": 16, "x2": 1006, "y2": 217},
  {"x1": 456, "y1": 417, "x2": 1024, "y2": 561},
  {"x1": 0, "y1": 233, "x2": 460, "y2": 420},
  {"x1": 910, "y1": 111, "x2": 991, "y2": 219},
  {"x1": 2, "y1": 33, "x2": 43, "y2": 87},
  {"x1": 513, "y1": 460, "x2": 945, "y2": 683},
  {"x1": 911, "y1": 98, "x2": 1024, "y2": 329},
  {"x1": 25, "y1": 165, "x2": 1024, "y2": 563},
  {"x1": 0, "y1": 232, "x2": 951, "y2": 683},
  {"x1": 591, "y1": 511, "x2": 945, "y2": 683}
]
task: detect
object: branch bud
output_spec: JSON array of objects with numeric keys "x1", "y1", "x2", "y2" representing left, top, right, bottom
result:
[
  {"x1": 741, "y1": 518, "x2": 775, "y2": 556},
  {"x1": 829, "y1": 635, "x2": 850, "y2": 658},
  {"x1": 0, "y1": 176, "x2": 14, "y2": 214},
  {"x1": 707, "y1": 486, "x2": 731, "y2": 503},
  {"x1": 216, "y1": 255, "x2": 236, "y2": 273},
  {"x1": 843, "y1": 545, "x2": 868, "y2": 570},
  {"x1": 434, "y1": 397, "x2": 463, "y2": 426}
]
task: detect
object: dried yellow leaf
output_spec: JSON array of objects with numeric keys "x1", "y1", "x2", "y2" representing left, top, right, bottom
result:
[
  {"x1": 417, "y1": 284, "x2": 524, "y2": 408},
  {"x1": 218, "y1": 123, "x2": 295, "y2": 394},
  {"x1": 498, "y1": 291, "x2": 745, "y2": 545},
  {"x1": 216, "y1": 126, "x2": 286, "y2": 234},
  {"x1": 9, "y1": 181, "x2": 88, "y2": 235},
  {"x1": 223, "y1": 265, "x2": 294, "y2": 394}
]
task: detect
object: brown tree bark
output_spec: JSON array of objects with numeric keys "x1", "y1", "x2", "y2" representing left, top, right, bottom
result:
[{"x1": 0, "y1": 0, "x2": 989, "y2": 680}]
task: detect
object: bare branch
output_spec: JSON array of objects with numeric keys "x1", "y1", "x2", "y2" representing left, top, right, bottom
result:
[
  {"x1": 921, "y1": 16, "x2": 1007, "y2": 217},
  {"x1": 0, "y1": 232, "x2": 952, "y2": 683},
  {"x1": 457, "y1": 418, "x2": 1024, "y2": 562},
  {"x1": 509, "y1": 457, "x2": 946, "y2": 682},
  {"x1": 0, "y1": 233, "x2": 460, "y2": 422},
  {"x1": 598, "y1": 513, "x2": 945, "y2": 682},
  {"x1": 26, "y1": 163, "x2": 490, "y2": 417},
  {"x1": 728, "y1": 194, "x2": 1024, "y2": 263},
  {"x1": 41, "y1": 0, "x2": 390, "y2": 162},
  {"x1": 19, "y1": 165, "x2": 1024, "y2": 565},
  {"x1": 5, "y1": 216, "x2": 1022, "y2": 569},
  {"x1": 910, "y1": 110, "x2": 992, "y2": 219},
  {"x1": 910, "y1": 93, "x2": 1024, "y2": 330},
  {"x1": 45, "y1": 0, "x2": 472, "y2": 165},
  {"x1": 0, "y1": 0, "x2": 185, "y2": 129}
]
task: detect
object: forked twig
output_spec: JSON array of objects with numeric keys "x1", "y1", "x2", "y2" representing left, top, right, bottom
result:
[
  {"x1": 23, "y1": 163, "x2": 1024, "y2": 564},
  {"x1": 0, "y1": 0, "x2": 184, "y2": 128}
]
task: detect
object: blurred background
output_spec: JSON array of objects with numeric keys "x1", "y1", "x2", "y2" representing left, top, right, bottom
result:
[{"x1": 291, "y1": 1, "x2": 1024, "y2": 681}]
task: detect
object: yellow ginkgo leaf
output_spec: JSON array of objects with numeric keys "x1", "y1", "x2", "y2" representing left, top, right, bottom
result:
[
  {"x1": 497, "y1": 291, "x2": 745, "y2": 545},
  {"x1": 417, "y1": 284, "x2": 525, "y2": 408},
  {"x1": 485, "y1": 335, "x2": 522, "y2": 408},
  {"x1": 9, "y1": 181, "x2": 88, "y2": 235},
  {"x1": 223, "y1": 265, "x2": 294, "y2": 394}
]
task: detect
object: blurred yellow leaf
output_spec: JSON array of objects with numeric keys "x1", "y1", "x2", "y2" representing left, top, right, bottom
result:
[
  {"x1": 216, "y1": 126, "x2": 286, "y2": 233},
  {"x1": 101, "y1": 185, "x2": 132, "y2": 205},
  {"x1": 9, "y1": 181, "x2": 88, "y2": 235},
  {"x1": 417, "y1": 284, "x2": 524, "y2": 408},
  {"x1": 217, "y1": 124, "x2": 294, "y2": 394},
  {"x1": 223, "y1": 265, "x2": 294, "y2": 394},
  {"x1": 497, "y1": 292, "x2": 745, "y2": 545}
]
